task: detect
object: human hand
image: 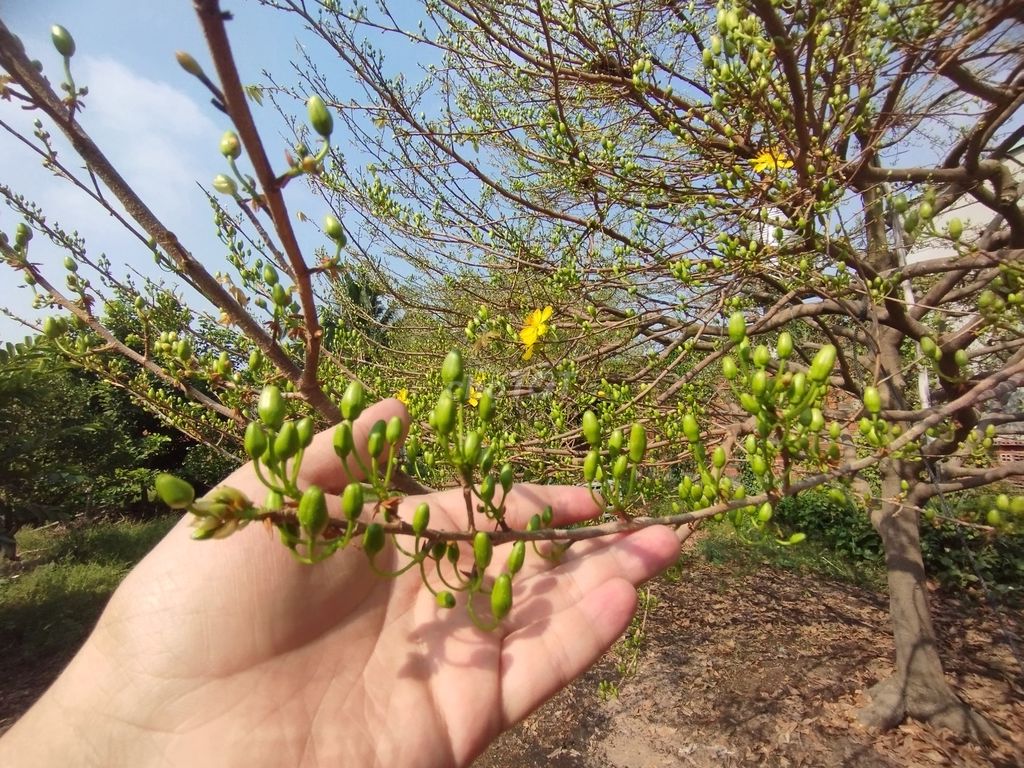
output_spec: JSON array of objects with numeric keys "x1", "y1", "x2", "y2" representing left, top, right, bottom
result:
[{"x1": 0, "y1": 399, "x2": 680, "y2": 767}]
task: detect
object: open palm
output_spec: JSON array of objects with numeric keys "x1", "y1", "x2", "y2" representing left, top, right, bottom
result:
[{"x1": 2, "y1": 400, "x2": 679, "y2": 767}]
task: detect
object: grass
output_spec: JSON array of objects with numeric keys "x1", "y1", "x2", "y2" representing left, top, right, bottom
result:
[
  {"x1": 0, "y1": 517, "x2": 176, "y2": 664},
  {"x1": 670, "y1": 520, "x2": 887, "y2": 591}
]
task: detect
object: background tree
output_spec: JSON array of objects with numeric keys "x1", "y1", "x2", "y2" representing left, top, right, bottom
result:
[
  {"x1": 0, "y1": 336, "x2": 230, "y2": 559},
  {"x1": 1, "y1": 0, "x2": 1021, "y2": 740}
]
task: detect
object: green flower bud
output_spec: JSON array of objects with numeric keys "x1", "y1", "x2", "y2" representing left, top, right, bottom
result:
[
  {"x1": 683, "y1": 413, "x2": 700, "y2": 443},
  {"x1": 739, "y1": 393, "x2": 760, "y2": 414},
  {"x1": 296, "y1": 416, "x2": 315, "y2": 448},
  {"x1": 583, "y1": 449, "x2": 600, "y2": 483},
  {"x1": 712, "y1": 445, "x2": 726, "y2": 469},
  {"x1": 892, "y1": 194, "x2": 908, "y2": 214},
  {"x1": 751, "y1": 454, "x2": 767, "y2": 475},
  {"x1": 154, "y1": 473, "x2": 195, "y2": 509},
  {"x1": 340, "y1": 380, "x2": 366, "y2": 421},
  {"x1": 248, "y1": 350, "x2": 261, "y2": 370},
  {"x1": 507, "y1": 540, "x2": 526, "y2": 576},
  {"x1": 212, "y1": 174, "x2": 238, "y2": 196},
  {"x1": 362, "y1": 522, "x2": 385, "y2": 556},
  {"x1": 628, "y1": 423, "x2": 647, "y2": 463},
  {"x1": 478, "y1": 387, "x2": 495, "y2": 422},
  {"x1": 753, "y1": 345, "x2": 771, "y2": 368},
  {"x1": 478, "y1": 474, "x2": 496, "y2": 503},
  {"x1": 920, "y1": 336, "x2": 937, "y2": 358},
  {"x1": 307, "y1": 95, "x2": 334, "y2": 138},
  {"x1": 258, "y1": 385, "x2": 286, "y2": 430},
  {"x1": 334, "y1": 421, "x2": 354, "y2": 459},
  {"x1": 14, "y1": 223, "x2": 32, "y2": 249},
  {"x1": 244, "y1": 422, "x2": 268, "y2": 459},
  {"x1": 582, "y1": 410, "x2": 601, "y2": 447},
  {"x1": 323, "y1": 214, "x2": 346, "y2": 246},
  {"x1": 265, "y1": 490, "x2": 284, "y2": 511},
  {"x1": 473, "y1": 531, "x2": 493, "y2": 570},
  {"x1": 64, "y1": 256, "x2": 77, "y2": 272},
  {"x1": 863, "y1": 386, "x2": 882, "y2": 414},
  {"x1": 271, "y1": 283, "x2": 289, "y2": 307},
  {"x1": 829, "y1": 421, "x2": 842, "y2": 439},
  {"x1": 613, "y1": 453, "x2": 629, "y2": 479},
  {"x1": 175, "y1": 50, "x2": 204, "y2": 77},
  {"x1": 790, "y1": 372, "x2": 807, "y2": 400},
  {"x1": 386, "y1": 415, "x2": 403, "y2": 445},
  {"x1": 776, "y1": 332, "x2": 793, "y2": 359},
  {"x1": 810, "y1": 408, "x2": 825, "y2": 432},
  {"x1": 526, "y1": 513, "x2": 541, "y2": 532},
  {"x1": 274, "y1": 420, "x2": 299, "y2": 459},
  {"x1": 51, "y1": 25, "x2": 75, "y2": 58},
  {"x1": 541, "y1": 505, "x2": 553, "y2": 526},
  {"x1": 436, "y1": 591, "x2": 456, "y2": 609},
  {"x1": 462, "y1": 430, "x2": 482, "y2": 465},
  {"x1": 728, "y1": 311, "x2": 746, "y2": 343},
  {"x1": 479, "y1": 446, "x2": 495, "y2": 475},
  {"x1": 757, "y1": 502, "x2": 773, "y2": 522},
  {"x1": 948, "y1": 218, "x2": 963, "y2": 241},
  {"x1": 500, "y1": 463, "x2": 514, "y2": 493},
  {"x1": 722, "y1": 356, "x2": 738, "y2": 380},
  {"x1": 262, "y1": 264, "x2": 279, "y2": 285},
  {"x1": 434, "y1": 390, "x2": 456, "y2": 435},
  {"x1": 220, "y1": 130, "x2": 241, "y2": 159},
  {"x1": 608, "y1": 428, "x2": 624, "y2": 457},
  {"x1": 808, "y1": 344, "x2": 837, "y2": 383},
  {"x1": 297, "y1": 485, "x2": 328, "y2": 537},
  {"x1": 411, "y1": 499, "x2": 432, "y2": 536},
  {"x1": 342, "y1": 481, "x2": 364, "y2": 521},
  {"x1": 41, "y1": 316, "x2": 64, "y2": 339},
  {"x1": 367, "y1": 419, "x2": 387, "y2": 458},
  {"x1": 441, "y1": 349, "x2": 464, "y2": 385},
  {"x1": 750, "y1": 369, "x2": 768, "y2": 397},
  {"x1": 491, "y1": 573, "x2": 513, "y2": 620},
  {"x1": 954, "y1": 349, "x2": 969, "y2": 368}
]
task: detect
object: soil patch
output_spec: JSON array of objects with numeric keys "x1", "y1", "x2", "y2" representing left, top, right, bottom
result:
[{"x1": 475, "y1": 560, "x2": 1023, "y2": 767}]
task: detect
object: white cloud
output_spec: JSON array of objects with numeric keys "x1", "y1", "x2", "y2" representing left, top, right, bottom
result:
[{"x1": 0, "y1": 52, "x2": 226, "y2": 337}]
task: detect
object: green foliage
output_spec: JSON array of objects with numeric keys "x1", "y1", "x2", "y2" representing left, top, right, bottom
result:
[
  {"x1": 0, "y1": 338, "x2": 228, "y2": 542},
  {"x1": 773, "y1": 490, "x2": 884, "y2": 563},
  {"x1": 919, "y1": 492, "x2": 1024, "y2": 601},
  {"x1": 771, "y1": 490, "x2": 1024, "y2": 600},
  {"x1": 684, "y1": 518, "x2": 885, "y2": 591},
  {"x1": 0, "y1": 517, "x2": 175, "y2": 662}
]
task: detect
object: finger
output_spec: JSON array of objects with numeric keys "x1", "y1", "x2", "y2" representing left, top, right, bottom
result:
[
  {"x1": 297, "y1": 398, "x2": 409, "y2": 493},
  {"x1": 498, "y1": 577, "x2": 639, "y2": 727},
  {"x1": 506, "y1": 525, "x2": 679, "y2": 627}
]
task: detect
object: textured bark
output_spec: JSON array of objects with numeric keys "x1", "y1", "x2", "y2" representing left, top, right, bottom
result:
[{"x1": 859, "y1": 467, "x2": 1001, "y2": 742}]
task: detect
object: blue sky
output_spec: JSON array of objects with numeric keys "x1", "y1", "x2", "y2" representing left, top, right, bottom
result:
[{"x1": 0, "y1": 1, "x2": 332, "y2": 340}]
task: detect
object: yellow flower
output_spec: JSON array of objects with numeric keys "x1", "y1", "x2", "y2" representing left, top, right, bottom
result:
[
  {"x1": 520, "y1": 305, "x2": 553, "y2": 361},
  {"x1": 467, "y1": 386, "x2": 481, "y2": 408},
  {"x1": 750, "y1": 148, "x2": 794, "y2": 175},
  {"x1": 395, "y1": 388, "x2": 409, "y2": 405}
]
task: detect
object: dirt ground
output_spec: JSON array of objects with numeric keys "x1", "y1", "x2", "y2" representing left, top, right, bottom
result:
[
  {"x1": 3, "y1": 550, "x2": 1021, "y2": 765},
  {"x1": 475, "y1": 560, "x2": 1024, "y2": 768}
]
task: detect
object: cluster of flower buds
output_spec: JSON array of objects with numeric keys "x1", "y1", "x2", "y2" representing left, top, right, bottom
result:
[
  {"x1": 153, "y1": 352, "x2": 553, "y2": 630},
  {"x1": 579, "y1": 408, "x2": 648, "y2": 518}
]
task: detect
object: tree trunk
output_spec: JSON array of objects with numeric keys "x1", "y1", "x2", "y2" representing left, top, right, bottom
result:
[{"x1": 858, "y1": 466, "x2": 1000, "y2": 741}]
